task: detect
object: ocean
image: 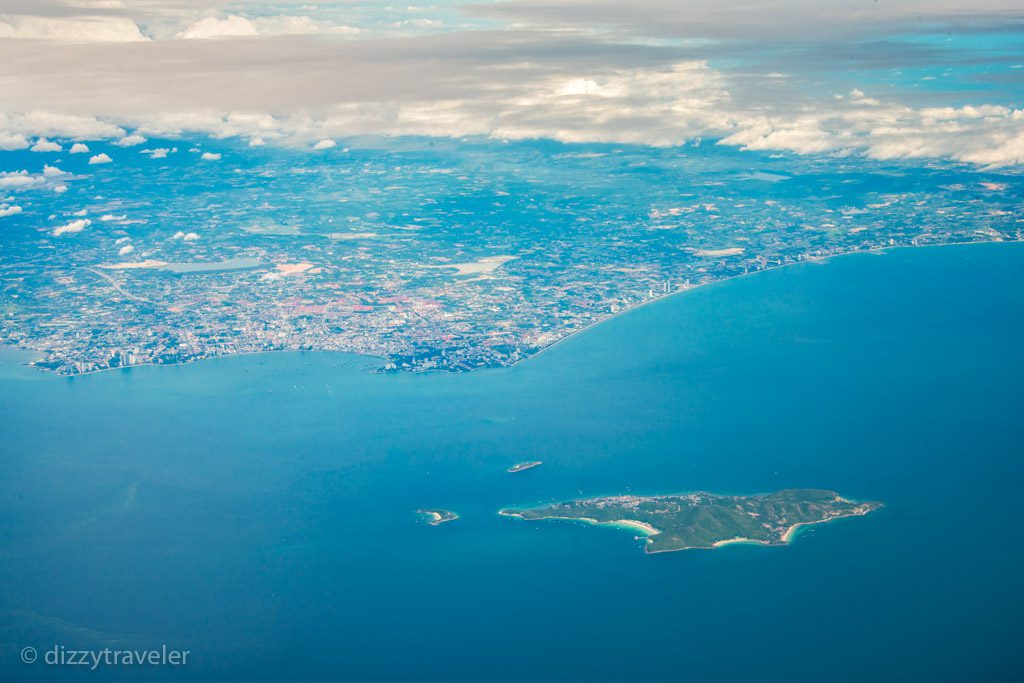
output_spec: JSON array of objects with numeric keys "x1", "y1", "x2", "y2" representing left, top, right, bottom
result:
[{"x1": 2, "y1": 242, "x2": 1022, "y2": 681}]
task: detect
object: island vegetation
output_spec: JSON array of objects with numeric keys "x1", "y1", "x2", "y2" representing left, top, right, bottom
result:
[{"x1": 500, "y1": 488, "x2": 881, "y2": 553}]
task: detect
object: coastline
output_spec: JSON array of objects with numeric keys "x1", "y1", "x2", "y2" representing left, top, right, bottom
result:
[
  {"x1": 419, "y1": 509, "x2": 459, "y2": 526},
  {"x1": 503, "y1": 498, "x2": 882, "y2": 553},
  {"x1": 9, "y1": 239, "x2": 1020, "y2": 380},
  {"x1": 9, "y1": 347, "x2": 385, "y2": 381},
  {"x1": 499, "y1": 511, "x2": 660, "y2": 537},
  {"x1": 512, "y1": 239, "x2": 1023, "y2": 370},
  {"x1": 780, "y1": 506, "x2": 879, "y2": 543}
]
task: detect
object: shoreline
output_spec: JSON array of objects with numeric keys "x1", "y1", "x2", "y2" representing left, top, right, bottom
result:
[
  {"x1": 418, "y1": 509, "x2": 459, "y2": 526},
  {"x1": 780, "y1": 507, "x2": 878, "y2": 543},
  {"x1": 7, "y1": 347, "x2": 385, "y2": 381},
  {"x1": 499, "y1": 511, "x2": 661, "y2": 538},
  {"x1": 512, "y1": 238, "x2": 1023, "y2": 370},
  {"x1": 503, "y1": 498, "x2": 882, "y2": 553},
  {"x1": 9, "y1": 239, "x2": 1020, "y2": 381}
]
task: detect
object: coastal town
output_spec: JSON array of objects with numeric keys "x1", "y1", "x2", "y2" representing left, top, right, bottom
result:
[{"x1": 1, "y1": 138, "x2": 1020, "y2": 375}]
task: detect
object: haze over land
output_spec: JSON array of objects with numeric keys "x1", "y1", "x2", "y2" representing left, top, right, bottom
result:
[{"x1": 0, "y1": 1, "x2": 1022, "y2": 374}]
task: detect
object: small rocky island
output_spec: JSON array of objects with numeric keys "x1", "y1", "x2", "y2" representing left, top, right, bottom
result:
[
  {"x1": 508, "y1": 460, "x2": 543, "y2": 473},
  {"x1": 418, "y1": 509, "x2": 459, "y2": 526},
  {"x1": 500, "y1": 488, "x2": 881, "y2": 553}
]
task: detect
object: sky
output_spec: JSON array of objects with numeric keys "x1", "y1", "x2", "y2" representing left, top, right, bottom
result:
[{"x1": 0, "y1": 0, "x2": 1022, "y2": 166}]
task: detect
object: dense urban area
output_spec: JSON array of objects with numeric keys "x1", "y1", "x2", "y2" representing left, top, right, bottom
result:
[{"x1": 1, "y1": 137, "x2": 1021, "y2": 375}]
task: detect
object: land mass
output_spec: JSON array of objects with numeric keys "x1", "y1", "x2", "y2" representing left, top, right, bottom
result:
[
  {"x1": 3, "y1": 135, "x2": 1018, "y2": 377},
  {"x1": 418, "y1": 508, "x2": 459, "y2": 526},
  {"x1": 500, "y1": 488, "x2": 881, "y2": 553},
  {"x1": 508, "y1": 460, "x2": 543, "y2": 473}
]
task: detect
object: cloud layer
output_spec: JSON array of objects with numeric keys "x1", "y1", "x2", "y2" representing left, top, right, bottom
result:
[{"x1": 0, "y1": 1, "x2": 1022, "y2": 167}]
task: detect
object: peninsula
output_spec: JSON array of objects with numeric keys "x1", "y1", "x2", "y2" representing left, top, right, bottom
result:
[
  {"x1": 418, "y1": 509, "x2": 459, "y2": 526},
  {"x1": 500, "y1": 488, "x2": 881, "y2": 553}
]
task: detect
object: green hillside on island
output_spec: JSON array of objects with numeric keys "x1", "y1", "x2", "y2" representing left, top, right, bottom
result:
[{"x1": 500, "y1": 489, "x2": 881, "y2": 553}]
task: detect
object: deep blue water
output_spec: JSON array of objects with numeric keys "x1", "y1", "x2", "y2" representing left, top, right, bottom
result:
[{"x1": 2, "y1": 242, "x2": 1023, "y2": 682}]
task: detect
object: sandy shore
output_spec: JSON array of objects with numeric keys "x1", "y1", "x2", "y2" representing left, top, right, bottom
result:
[
  {"x1": 500, "y1": 511, "x2": 659, "y2": 537},
  {"x1": 608, "y1": 519, "x2": 659, "y2": 536},
  {"x1": 781, "y1": 507, "x2": 877, "y2": 543},
  {"x1": 712, "y1": 537, "x2": 771, "y2": 548},
  {"x1": 418, "y1": 509, "x2": 458, "y2": 525}
]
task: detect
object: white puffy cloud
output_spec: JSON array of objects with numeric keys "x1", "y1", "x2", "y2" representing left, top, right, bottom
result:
[
  {"x1": 312, "y1": 138, "x2": 336, "y2": 150},
  {"x1": 0, "y1": 16, "x2": 148, "y2": 43},
  {"x1": 720, "y1": 94, "x2": 1024, "y2": 167},
  {"x1": 172, "y1": 230, "x2": 200, "y2": 241},
  {"x1": 118, "y1": 244, "x2": 135, "y2": 255},
  {"x1": 0, "y1": 133, "x2": 29, "y2": 151},
  {"x1": 176, "y1": 15, "x2": 258, "y2": 40},
  {"x1": 0, "y1": 204, "x2": 22, "y2": 218},
  {"x1": 43, "y1": 164, "x2": 67, "y2": 177},
  {"x1": 88, "y1": 153, "x2": 113, "y2": 164},
  {"x1": 30, "y1": 137, "x2": 62, "y2": 152},
  {"x1": 0, "y1": 170, "x2": 45, "y2": 189},
  {"x1": 141, "y1": 147, "x2": 169, "y2": 158},
  {"x1": 252, "y1": 16, "x2": 358, "y2": 37},
  {"x1": 69, "y1": 142, "x2": 90, "y2": 153},
  {"x1": 200, "y1": 151, "x2": 221, "y2": 160},
  {"x1": 114, "y1": 133, "x2": 146, "y2": 146},
  {"x1": 0, "y1": 112, "x2": 124, "y2": 142},
  {"x1": 719, "y1": 118, "x2": 842, "y2": 155},
  {"x1": 175, "y1": 14, "x2": 355, "y2": 40},
  {"x1": 53, "y1": 218, "x2": 91, "y2": 236}
]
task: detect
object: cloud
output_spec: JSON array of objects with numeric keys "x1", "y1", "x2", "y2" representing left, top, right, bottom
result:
[
  {"x1": 171, "y1": 230, "x2": 200, "y2": 241},
  {"x1": 88, "y1": 153, "x2": 113, "y2": 164},
  {"x1": 0, "y1": 170, "x2": 45, "y2": 189},
  {"x1": 141, "y1": 147, "x2": 169, "y2": 158},
  {"x1": 0, "y1": 133, "x2": 29, "y2": 150},
  {"x1": 0, "y1": 15, "x2": 148, "y2": 43},
  {"x1": 1, "y1": 112, "x2": 125, "y2": 141},
  {"x1": 69, "y1": 142, "x2": 90, "y2": 153},
  {"x1": 175, "y1": 14, "x2": 356, "y2": 40},
  {"x1": 118, "y1": 244, "x2": 135, "y2": 255},
  {"x1": 30, "y1": 137, "x2": 62, "y2": 152},
  {"x1": 0, "y1": 203, "x2": 23, "y2": 218},
  {"x1": 252, "y1": 15, "x2": 357, "y2": 37},
  {"x1": 114, "y1": 133, "x2": 146, "y2": 146},
  {"x1": 100, "y1": 213, "x2": 127, "y2": 221},
  {"x1": 463, "y1": 0, "x2": 1024, "y2": 41},
  {"x1": 176, "y1": 15, "x2": 258, "y2": 40},
  {"x1": 53, "y1": 218, "x2": 91, "y2": 236},
  {"x1": 43, "y1": 164, "x2": 67, "y2": 177},
  {"x1": 0, "y1": 4, "x2": 1020, "y2": 168},
  {"x1": 312, "y1": 138, "x2": 336, "y2": 150},
  {"x1": 719, "y1": 96, "x2": 1024, "y2": 167},
  {"x1": 200, "y1": 151, "x2": 221, "y2": 160}
]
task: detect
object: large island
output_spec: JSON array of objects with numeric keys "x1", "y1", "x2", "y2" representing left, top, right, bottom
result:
[{"x1": 500, "y1": 488, "x2": 881, "y2": 553}]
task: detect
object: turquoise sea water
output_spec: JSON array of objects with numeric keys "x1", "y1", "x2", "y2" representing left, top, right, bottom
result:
[{"x1": 2, "y1": 243, "x2": 1023, "y2": 681}]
